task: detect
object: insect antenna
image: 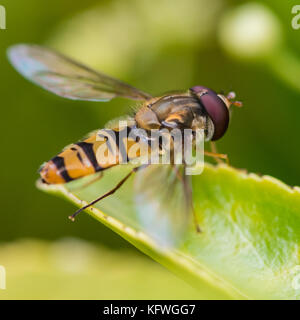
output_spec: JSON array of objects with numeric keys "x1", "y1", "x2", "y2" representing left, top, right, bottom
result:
[{"x1": 226, "y1": 91, "x2": 243, "y2": 108}]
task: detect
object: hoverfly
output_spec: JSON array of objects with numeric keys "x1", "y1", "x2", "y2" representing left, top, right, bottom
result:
[{"x1": 8, "y1": 44, "x2": 242, "y2": 246}]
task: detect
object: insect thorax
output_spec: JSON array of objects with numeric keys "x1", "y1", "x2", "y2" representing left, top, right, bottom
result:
[{"x1": 135, "y1": 93, "x2": 214, "y2": 141}]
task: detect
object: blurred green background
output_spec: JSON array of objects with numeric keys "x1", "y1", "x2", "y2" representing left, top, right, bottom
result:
[{"x1": 0, "y1": 0, "x2": 300, "y2": 299}]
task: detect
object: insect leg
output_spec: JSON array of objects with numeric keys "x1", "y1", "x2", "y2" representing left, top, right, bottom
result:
[
  {"x1": 69, "y1": 172, "x2": 103, "y2": 191},
  {"x1": 207, "y1": 141, "x2": 229, "y2": 165},
  {"x1": 173, "y1": 165, "x2": 201, "y2": 233},
  {"x1": 69, "y1": 165, "x2": 147, "y2": 221}
]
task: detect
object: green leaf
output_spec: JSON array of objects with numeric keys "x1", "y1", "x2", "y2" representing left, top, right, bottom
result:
[
  {"x1": 37, "y1": 164, "x2": 300, "y2": 300},
  {"x1": 0, "y1": 239, "x2": 207, "y2": 299}
]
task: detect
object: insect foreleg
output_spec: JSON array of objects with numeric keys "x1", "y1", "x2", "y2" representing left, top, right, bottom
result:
[{"x1": 206, "y1": 141, "x2": 229, "y2": 165}]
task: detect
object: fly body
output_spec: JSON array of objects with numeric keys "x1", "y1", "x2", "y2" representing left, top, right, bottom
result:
[{"x1": 8, "y1": 44, "x2": 242, "y2": 244}]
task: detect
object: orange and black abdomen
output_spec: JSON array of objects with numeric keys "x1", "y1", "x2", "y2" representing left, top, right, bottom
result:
[
  {"x1": 39, "y1": 126, "x2": 148, "y2": 184},
  {"x1": 39, "y1": 132, "x2": 102, "y2": 184}
]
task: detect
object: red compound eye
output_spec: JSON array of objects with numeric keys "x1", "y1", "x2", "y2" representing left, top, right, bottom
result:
[{"x1": 190, "y1": 86, "x2": 229, "y2": 141}]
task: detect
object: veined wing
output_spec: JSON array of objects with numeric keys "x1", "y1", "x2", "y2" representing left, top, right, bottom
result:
[
  {"x1": 134, "y1": 164, "x2": 192, "y2": 247},
  {"x1": 7, "y1": 44, "x2": 152, "y2": 101}
]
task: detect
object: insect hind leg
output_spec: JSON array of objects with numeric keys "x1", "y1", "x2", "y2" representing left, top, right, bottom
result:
[{"x1": 69, "y1": 165, "x2": 147, "y2": 221}]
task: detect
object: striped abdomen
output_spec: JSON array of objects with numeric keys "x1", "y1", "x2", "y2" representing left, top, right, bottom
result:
[{"x1": 39, "y1": 126, "x2": 148, "y2": 184}]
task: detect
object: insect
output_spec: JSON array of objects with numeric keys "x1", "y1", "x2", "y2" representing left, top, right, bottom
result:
[{"x1": 8, "y1": 44, "x2": 242, "y2": 245}]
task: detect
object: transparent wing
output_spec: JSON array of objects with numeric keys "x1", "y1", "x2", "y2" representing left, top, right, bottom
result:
[
  {"x1": 7, "y1": 44, "x2": 151, "y2": 101},
  {"x1": 134, "y1": 164, "x2": 192, "y2": 247}
]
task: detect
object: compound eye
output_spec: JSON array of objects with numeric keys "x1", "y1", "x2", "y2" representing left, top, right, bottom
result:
[
  {"x1": 190, "y1": 86, "x2": 229, "y2": 141},
  {"x1": 190, "y1": 85, "x2": 216, "y2": 96}
]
